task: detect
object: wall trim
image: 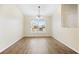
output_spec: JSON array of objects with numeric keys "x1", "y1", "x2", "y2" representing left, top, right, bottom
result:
[
  {"x1": 51, "y1": 36, "x2": 78, "y2": 54},
  {"x1": 24, "y1": 36, "x2": 52, "y2": 38},
  {"x1": 0, "y1": 37, "x2": 24, "y2": 53}
]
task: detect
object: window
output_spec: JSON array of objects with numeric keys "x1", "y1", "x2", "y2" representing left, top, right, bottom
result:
[
  {"x1": 31, "y1": 18, "x2": 46, "y2": 32},
  {"x1": 61, "y1": 4, "x2": 78, "y2": 28}
]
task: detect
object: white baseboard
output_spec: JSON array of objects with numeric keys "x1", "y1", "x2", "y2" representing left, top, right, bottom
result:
[
  {"x1": 0, "y1": 36, "x2": 23, "y2": 53},
  {"x1": 24, "y1": 36, "x2": 51, "y2": 38},
  {"x1": 51, "y1": 36, "x2": 79, "y2": 53}
]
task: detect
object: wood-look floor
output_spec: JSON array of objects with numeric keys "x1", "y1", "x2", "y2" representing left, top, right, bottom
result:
[{"x1": 1, "y1": 37, "x2": 77, "y2": 54}]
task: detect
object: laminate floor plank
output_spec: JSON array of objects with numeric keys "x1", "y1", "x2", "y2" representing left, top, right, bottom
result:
[{"x1": 1, "y1": 37, "x2": 77, "y2": 54}]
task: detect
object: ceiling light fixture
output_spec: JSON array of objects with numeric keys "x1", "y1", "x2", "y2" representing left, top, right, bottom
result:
[
  {"x1": 36, "y1": 5, "x2": 42, "y2": 19},
  {"x1": 38, "y1": 6, "x2": 41, "y2": 18}
]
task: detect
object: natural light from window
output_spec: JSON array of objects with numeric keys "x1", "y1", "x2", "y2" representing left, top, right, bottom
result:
[{"x1": 31, "y1": 18, "x2": 46, "y2": 33}]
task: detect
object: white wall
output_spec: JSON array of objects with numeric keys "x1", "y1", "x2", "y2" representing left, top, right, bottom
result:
[
  {"x1": 51, "y1": 5, "x2": 79, "y2": 53},
  {"x1": 0, "y1": 5, "x2": 23, "y2": 52},
  {"x1": 24, "y1": 16, "x2": 52, "y2": 37}
]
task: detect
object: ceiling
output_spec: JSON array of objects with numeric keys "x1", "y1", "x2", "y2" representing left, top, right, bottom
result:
[{"x1": 17, "y1": 4, "x2": 59, "y2": 16}]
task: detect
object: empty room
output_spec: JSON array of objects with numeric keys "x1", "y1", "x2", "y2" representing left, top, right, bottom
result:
[{"x1": 0, "y1": 4, "x2": 79, "y2": 54}]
